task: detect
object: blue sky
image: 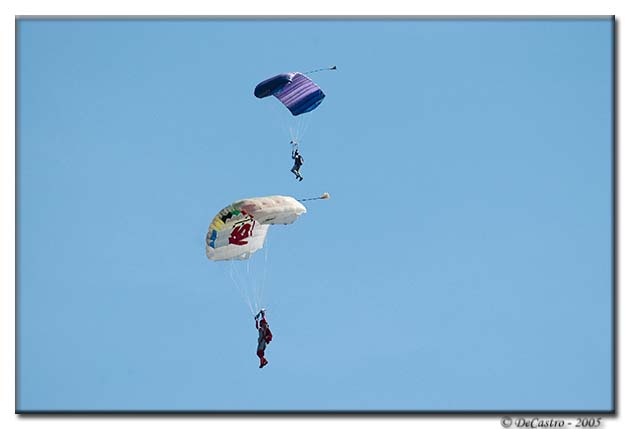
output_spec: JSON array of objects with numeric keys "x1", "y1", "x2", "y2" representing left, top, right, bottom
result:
[{"x1": 17, "y1": 18, "x2": 613, "y2": 412}]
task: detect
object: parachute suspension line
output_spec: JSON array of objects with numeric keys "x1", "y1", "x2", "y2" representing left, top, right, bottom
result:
[
  {"x1": 255, "y1": 248, "x2": 263, "y2": 313},
  {"x1": 251, "y1": 257, "x2": 263, "y2": 315},
  {"x1": 288, "y1": 117, "x2": 307, "y2": 147},
  {"x1": 298, "y1": 192, "x2": 331, "y2": 202},
  {"x1": 303, "y1": 65, "x2": 337, "y2": 75},
  {"x1": 276, "y1": 100, "x2": 294, "y2": 144},
  {"x1": 235, "y1": 260, "x2": 255, "y2": 315},
  {"x1": 246, "y1": 257, "x2": 258, "y2": 314},
  {"x1": 228, "y1": 260, "x2": 255, "y2": 316},
  {"x1": 249, "y1": 257, "x2": 264, "y2": 314},
  {"x1": 289, "y1": 126, "x2": 299, "y2": 145},
  {"x1": 289, "y1": 114, "x2": 312, "y2": 156},
  {"x1": 228, "y1": 248, "x2": 271, "y2": 317},
  {"x1": 298, "y1": 114, "x2": 311, "y2": 144},
  {"x1": 231, "y1": 261, "x2": 255, "y2": 316},
  {"x1": 257, "y1": 234, "x2": 270, "y2": 313}
]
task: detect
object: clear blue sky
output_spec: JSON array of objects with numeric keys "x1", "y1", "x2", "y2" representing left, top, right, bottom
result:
[{"x1": 17, "y1": 18, "x2": 613, "y2": 412}]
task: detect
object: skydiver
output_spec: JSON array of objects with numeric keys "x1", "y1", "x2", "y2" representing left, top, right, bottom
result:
[
  {"x1": 291, "y1": 147, "x2": 304, "y2": 181},
  {"x1": 255, "y1": 310, "x2": 273, "y2": 368}
]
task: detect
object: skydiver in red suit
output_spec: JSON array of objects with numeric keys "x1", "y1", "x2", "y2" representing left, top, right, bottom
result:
[{"x1": 255, "y1": 310, "x2": 273, "y2": 368}]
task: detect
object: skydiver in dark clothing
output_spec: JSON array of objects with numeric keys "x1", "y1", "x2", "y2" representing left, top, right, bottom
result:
[{"x1": 291, "y1": 146, "x2": 304, "y2": 181}]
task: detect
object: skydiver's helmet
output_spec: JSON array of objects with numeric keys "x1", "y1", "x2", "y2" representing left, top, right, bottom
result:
[{"x1": 260, "y1": 319, "x2": 268, "y2": 327}]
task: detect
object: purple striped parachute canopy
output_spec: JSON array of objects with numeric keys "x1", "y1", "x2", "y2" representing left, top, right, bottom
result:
[{"x1": 254, "y1": 72, "x2": 325, "y2": 116}]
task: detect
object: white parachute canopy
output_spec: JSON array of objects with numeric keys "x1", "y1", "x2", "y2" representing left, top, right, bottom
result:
[{"x1": 206, "y1": 195, "x2": 306, "y2": 261}]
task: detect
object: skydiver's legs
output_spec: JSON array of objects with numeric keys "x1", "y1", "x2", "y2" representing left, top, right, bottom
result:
[
  {"x1": 256, "y1": 349, "x2": 268, "y2": 368},
  {"x1": 291, "y1": 166, "x2": 303, "y2": 180},
  {"x1": 291, "y1": 165, "x2": 303, "y2": 181}
]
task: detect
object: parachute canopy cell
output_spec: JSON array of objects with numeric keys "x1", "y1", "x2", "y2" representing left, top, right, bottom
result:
[
  {"x1": 206, "y1": 195, "x2": 307, "y2": 261},
  {"x1": 254, "y1": 72, "x2": 325, "y2": 116}
]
